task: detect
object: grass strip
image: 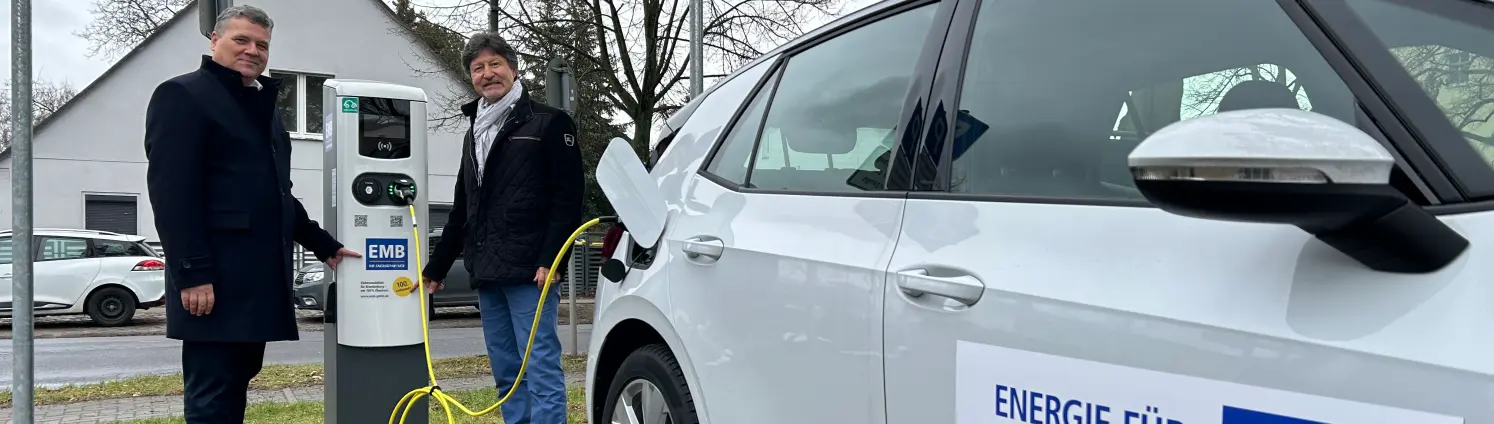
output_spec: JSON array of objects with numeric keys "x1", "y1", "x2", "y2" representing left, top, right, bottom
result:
[
  {"x1": 0, "y1": 355, "x2": 587, "y2": 408},
  {"x1": 116, "y1": 386, "x2": 588, "y2": 423}
]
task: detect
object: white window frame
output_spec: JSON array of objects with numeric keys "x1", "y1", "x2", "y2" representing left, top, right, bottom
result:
[{"x1": 271, "y1": 70, "x2": 334, "y2": 140}]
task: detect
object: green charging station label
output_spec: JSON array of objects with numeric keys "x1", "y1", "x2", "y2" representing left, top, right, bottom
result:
[{"x1": 340, "y1": 97, "x2": 359, "y2": 113}]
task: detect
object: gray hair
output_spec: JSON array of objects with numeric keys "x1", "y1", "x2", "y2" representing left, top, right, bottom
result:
[
  {"x1": 214, "y1": 5, "x2": 274, "y2": 33},
  {"x1": 461, "y1": 32, "x2": 519, "y2": 71}
]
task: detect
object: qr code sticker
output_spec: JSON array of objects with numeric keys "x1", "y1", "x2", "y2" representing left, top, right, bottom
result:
[
  {"x1": 390, "y1": 215, "x2": 404, "y2": 228},
  {"x1": 354, "y1": 215, "x2": 368, "y2": 227}
]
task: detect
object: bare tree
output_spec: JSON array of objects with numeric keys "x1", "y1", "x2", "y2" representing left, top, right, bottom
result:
[
  {"x1": 1392, "y1": 46, "x2": 1494, "y2": 148},
  {"x1": 75, "y1": 0, "x2": 193, "y2": 60},
  {"x1": 422, "y1": 0, "x2": 844, "y2": 147},
  {"x1": 0, "y1": 79, "x2": 81, "y2": 151}
]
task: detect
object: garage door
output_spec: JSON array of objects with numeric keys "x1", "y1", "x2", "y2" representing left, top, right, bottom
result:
[{"x1": 85, "y1": 195, "x2": 139, "y2": 235}]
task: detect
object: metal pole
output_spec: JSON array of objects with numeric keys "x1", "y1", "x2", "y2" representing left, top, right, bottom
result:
[
  {"x1": 690, "y1": 0, "x2": 703, "y2": 97},
  {"x1": 567, "y1": 240, "x2": 579, "y2": 355},
  {"x1": 488, "y1": 0, "x2": 499, "y2": 32},
  {"x1": 11, "y1": 0, "x2": 35, "y2": 421}
]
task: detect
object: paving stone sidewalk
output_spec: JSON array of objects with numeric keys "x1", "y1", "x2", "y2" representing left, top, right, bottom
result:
[{"x1": 1, "y1": 374, "x2": 586, "y2": 424}]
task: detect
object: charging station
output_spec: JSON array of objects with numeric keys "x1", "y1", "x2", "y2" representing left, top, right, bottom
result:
[{"x1": 320, "y1": 79, "x2": 431, "y2": 424}]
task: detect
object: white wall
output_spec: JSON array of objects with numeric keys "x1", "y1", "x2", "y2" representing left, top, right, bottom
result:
[{"x1": 0, "y1": 0, "x2": 471, "y2": 242}]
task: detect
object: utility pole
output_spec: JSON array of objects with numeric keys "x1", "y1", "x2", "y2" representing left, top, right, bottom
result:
[
  {"x1": 546, "y1": 59, "x2": 579, "y2": 354},
  {"x1": 546, "y1": 59, "x2": 576, "y2": 114},
  {"x1": 10, "y1": 0, "x2": 35, "y2": 421},
  {"x1": 690, "y1": 0, "x2": 703, "y2": 97},
  {"x1": 489, "y1": 0, "x2": 500, "y2": 31}
]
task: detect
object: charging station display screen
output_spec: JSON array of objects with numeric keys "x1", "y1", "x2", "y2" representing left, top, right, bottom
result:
[{"x1": 358, "y1": 97, "x2": 412, "y2": 159}]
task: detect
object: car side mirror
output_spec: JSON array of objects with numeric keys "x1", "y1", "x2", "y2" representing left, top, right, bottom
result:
[{"x1": 1128, "y1": 108, "x2": 1468, "y2": 273}]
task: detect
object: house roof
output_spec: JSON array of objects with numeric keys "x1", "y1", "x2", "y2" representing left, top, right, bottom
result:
[{"x1": 0, "y1": 0, "x2": 467, "y2": 163}]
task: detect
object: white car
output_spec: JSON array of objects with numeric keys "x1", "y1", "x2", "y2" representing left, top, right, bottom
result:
[
  {"x1": 585, "y1": 0, "x2": 1494, "y2": 423},
  {"x1": 0, "y1": 228, "x2": 167, "y2": 326}
]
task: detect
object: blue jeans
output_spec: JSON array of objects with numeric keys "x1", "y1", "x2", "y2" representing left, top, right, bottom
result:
[{"x1": 477, "y1": 282, "x2": 566, "y2": 424}]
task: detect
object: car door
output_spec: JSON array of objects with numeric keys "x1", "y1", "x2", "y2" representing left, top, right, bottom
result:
[
  {"x1": 0, "y1": 235, "x2": 12, "y2": 311},
  {"x1": 426, "y1": 229, "x2": 477, "y2": 305},
  {"x1": 661, "y1": 1, "x2": 951, "y2": 421},
  {"x1": 33, "y1": 235, "x2": 102, "y2": 310},
  {"x1": 883, "y1": 0, "x2": 1492, "y2": 423}
]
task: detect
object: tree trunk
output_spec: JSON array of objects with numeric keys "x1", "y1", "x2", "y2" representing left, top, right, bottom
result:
[{"x1": 631, "y1": 120, "x2": 652, "y2": 162}]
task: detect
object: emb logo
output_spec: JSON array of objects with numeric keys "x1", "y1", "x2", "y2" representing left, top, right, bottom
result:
[{"x1": 365, "y1": 238, "x2": 409, "y2": 270}]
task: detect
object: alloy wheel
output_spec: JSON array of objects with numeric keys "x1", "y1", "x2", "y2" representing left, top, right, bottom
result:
[{"x1": 610, "y1": 378, "x2": 673, "y2": 424}]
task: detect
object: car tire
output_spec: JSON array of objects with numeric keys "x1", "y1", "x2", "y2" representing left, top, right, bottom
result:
[
  {"x1": 601, "y1": 344, "x2": 699, "y2": 424},
  {"x1": 86, "y1": 286, "x2": 137, "y2": 327}
]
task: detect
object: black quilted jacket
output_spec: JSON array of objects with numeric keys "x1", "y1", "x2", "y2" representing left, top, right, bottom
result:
[{"x1": 422, "y1": 90, "x2": 585, "y2": 288}]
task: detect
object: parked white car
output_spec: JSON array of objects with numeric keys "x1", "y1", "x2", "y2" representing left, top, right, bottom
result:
[
  {"x1": 585, "y1": 0, "x2": 1493, "y2": 423},
  {"x1": 0, "y1": 228, "x2": 167, "y2": 326}
]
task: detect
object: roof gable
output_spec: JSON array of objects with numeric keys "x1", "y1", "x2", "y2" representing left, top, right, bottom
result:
[{"x1": 0, "y1": 0, "x2": 467, "y2": 163}]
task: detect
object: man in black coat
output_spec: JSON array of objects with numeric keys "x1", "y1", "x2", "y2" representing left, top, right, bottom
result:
[
  {"x1": 143, "y1": 6, "x2": 361, "y2": 423},
  {"x1": 420, "y1": 32, "x2": 585, "y2": 424}
]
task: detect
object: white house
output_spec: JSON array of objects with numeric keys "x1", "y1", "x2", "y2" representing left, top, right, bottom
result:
[{"x1": 0, "y1": 0, "x2": 470, "y2": 248}]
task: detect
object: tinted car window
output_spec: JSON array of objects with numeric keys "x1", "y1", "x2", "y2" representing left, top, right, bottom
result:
[
  {"x1": 947, "y1": 0, "x2": 1358, "y2": 200},
  {"x1": 745, "y1": 4, "x2": 939, "y2": 193},
  {"x1": 1341, "y1": 0, "x2": 1494, "y2": 169},
  {"x1": 0, "y1": 237, "x2": 11, "y2": 265},
  {"x1": 92, "y1": 239, "x2": 153, "y2": 257}
]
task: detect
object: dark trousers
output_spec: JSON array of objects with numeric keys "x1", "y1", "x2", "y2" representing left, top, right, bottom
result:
[{"x1": 181, "y1": 340, "x2": 267, "y2": 424}]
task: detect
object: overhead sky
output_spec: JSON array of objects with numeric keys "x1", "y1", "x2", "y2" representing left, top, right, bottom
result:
[
  {"x1": 0, "y1": 0, "x2": 880, "y2": 95},
  {"x1": 0, "y1": 0, "x2": 108, "y2": 90}
]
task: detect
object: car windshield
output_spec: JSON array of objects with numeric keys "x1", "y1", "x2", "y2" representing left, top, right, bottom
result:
[{"x1": 1342, "y1": 0, "x2": 1494, "y2": 167}]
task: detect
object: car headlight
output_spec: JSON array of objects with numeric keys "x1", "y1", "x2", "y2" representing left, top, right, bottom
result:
[{"x1": 307, "y1": 271, "x2": 325, "y2": 282}]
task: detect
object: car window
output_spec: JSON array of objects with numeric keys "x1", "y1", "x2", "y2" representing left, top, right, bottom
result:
[
  {"x1": 1340, "y1": 0, "x2": 1494, "y2": 170},
  {"x1": 92, "y1": 239, "x2": 153, "y2": 258},
  {"x1": 740, "y1": 4, "x2": 939, "y2": 192},
  {"x1": 704, "y1": 70, "x2": 782, "y2": 185},
  {"x1": 946, "y1": 0, "x2": 1359, "y2": 200},
  {"x1": 0, "y1": 237, "x2": 11, "y2": 266},
  {"x1": 40, "y1": 237, "x2": 88, "y2": 261}
]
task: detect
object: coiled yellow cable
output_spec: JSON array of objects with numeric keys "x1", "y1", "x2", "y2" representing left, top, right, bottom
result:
[{"x1": 387, "y1": 204, "x2": 606, "y2": 424}]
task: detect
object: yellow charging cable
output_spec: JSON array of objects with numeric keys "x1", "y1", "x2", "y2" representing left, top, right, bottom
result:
[{"x1": 388, "y1": 203, "x2": 609, "y2": 424}]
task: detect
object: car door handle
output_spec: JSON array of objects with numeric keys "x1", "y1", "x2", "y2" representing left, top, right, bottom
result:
[
  {"x1": 680, "y1": 237, "x2": 724, "y2": 260},
  {"x1": 896, "y1": 269, "x2": 985, "y2": 306}
]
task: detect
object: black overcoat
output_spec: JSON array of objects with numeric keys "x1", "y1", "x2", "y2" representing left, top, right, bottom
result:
[{"x1": 144, "y1": 55, "x2": 343, "y2": 342}]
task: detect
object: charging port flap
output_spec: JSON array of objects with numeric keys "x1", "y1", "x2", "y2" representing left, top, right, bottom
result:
[{"x1": 596, "y1": 137, "x2": 667, "y2": 249}]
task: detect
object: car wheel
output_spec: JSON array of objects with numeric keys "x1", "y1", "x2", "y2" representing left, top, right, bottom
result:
[
  {"x1": 602, "y1": 344, "x2": 699, "y2": 424},
  {"x1": 86, "y1": 286, "x2": 137, "y2": 327}
]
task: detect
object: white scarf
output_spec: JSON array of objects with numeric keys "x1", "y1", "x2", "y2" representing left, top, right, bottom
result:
[{"x1": 472, "y1": 79, "x2": 525, "y2": 178}]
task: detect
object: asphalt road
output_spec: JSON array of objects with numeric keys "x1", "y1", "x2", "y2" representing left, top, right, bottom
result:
[
  {"x1": 0, "y1": 325, "x2": 593, "y2": 388},
  {"x1": 0, "y1": 302, "x2": 595, "y2": 340}
]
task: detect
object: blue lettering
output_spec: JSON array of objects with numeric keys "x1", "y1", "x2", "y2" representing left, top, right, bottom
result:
[
  {"x1": 991, "y1": 384, "x2": 1126, "y2": 424},
  {"x1": 996, "y1": 385, "x2": 1010, "y2": 418},
  {"x1": 1030, "y1": 390, "x2": 1045, "y2": 423},
  {"x1": 1045, "y1": 395, "x2": 1061, "y2": 423},
  {"x1": 1014, "y1": 387, "x2": 1029, "y2": 421}
]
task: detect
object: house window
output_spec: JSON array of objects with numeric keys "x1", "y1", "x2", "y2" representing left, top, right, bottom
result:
[
  {"x1": 272, "y1": 71, "x2": 332, "y2": 136},
  {"x1": 84, "y1": 194, "x2": 138, "y2": 236}
]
